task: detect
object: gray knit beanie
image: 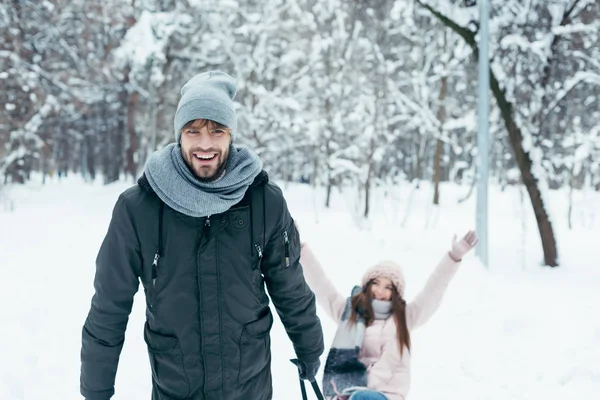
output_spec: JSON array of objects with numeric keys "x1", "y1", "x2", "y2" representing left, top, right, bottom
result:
[{"x1": 174, "y1": 71, "x2": 238, "y2": 143}]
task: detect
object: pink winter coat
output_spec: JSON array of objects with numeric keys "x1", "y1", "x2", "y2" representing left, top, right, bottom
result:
[{"x1": 300, "y1": 244, "x2": 461, "y2": 400}]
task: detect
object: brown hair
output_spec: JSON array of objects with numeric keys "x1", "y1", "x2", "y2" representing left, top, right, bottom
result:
[
  {"x1": 182, "y1": 119, "x2": 232, "y2": 133},
  {"x1": 349, "y1": 281, "x2": 411, "y2": 356}
]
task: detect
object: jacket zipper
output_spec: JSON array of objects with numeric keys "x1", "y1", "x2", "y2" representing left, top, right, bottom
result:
[
  {"x1": 198, "y1": 215, "x2": 210, "y2": 394},
  {"x1": 283, "y1": 230, "x2": 290, "y2": 268},
  {"x1": 150, "y1": 251, "x2": 160, "y2": 309},
  {"x1": 255, "y1": 243, "x2": 263, "y2": 261},
  {"x1": 253, "y1": 243, "x2": 263, "y2": 293}
]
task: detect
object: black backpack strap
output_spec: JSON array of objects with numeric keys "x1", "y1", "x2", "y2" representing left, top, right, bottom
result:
[{"x1": 250, "y1": 184, "x2": 266, "y2": 269}]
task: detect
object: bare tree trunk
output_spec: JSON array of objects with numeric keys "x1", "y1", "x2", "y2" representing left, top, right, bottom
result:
[
  {"x1": 325, "y1": 170, "x2": 333, "y2": 208},
  {"x1": 147, "y1": 84, "x2": 158, "y2": 163},
  {"x1": 311, "y1": 149, "x2": 319, "y2": 190},
  {"x1": 364, "y1": 136, "x2": 375, "y2": 218},
  {"x1": 433, "y1": 31, "x2": 449, "y2": 205},
  {"x1": 414, "y1": 134, "x2": 429, "y2": 187},
  {"x1": 364, "y1": 168, "x2": 372, "y2": 218},
  {"x1": 86, "y1": 133, "x2": 96, "y2": 181},
  {"x1": 433, "y1": 139, "x2": 443, "y2": 204},
  {"x1": 324, "y1": 71, "x2": 335, "y2": 208},
  {"x1": 567, "y1": 161, "x2": 576, "y2": 230},
  {"x1": 419, "y1": 2, "x2": 559, "y2": 267},
  {"x1": 41, "y1": 143, "x2": 50, "y2": 184},
  {"x1": 112, "y1": 87, "x2": 127, "y2": 183},
  {"x1": 433, "y1": 73, "x2": 448, "y2": 205},
  {"x1": 126, "y1": 90, "x2": 139, "y2": 181},
  {"x1": 8, "y1": 0, "x2": 32, "y2": 184},
  {"x1": 490, "y1": 73, "x2": 558, "y2": 267}
]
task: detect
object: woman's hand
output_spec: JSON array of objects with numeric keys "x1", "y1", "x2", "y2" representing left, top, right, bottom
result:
[{"x1": 449, "y1": 230, "x2": 479, "y2": 262}]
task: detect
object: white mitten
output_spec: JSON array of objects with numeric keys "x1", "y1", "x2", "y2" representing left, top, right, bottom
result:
[{"x1": 449, "y1": 230, "x2": 479, "y2": 261}]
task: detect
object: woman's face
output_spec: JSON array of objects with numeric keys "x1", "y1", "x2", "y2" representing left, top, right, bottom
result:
[{"x1": 370, "y1": 277, "x2": 394, "y2": 301}]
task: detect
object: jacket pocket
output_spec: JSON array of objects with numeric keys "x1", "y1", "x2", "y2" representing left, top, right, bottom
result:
[
  {"x1": 144, "y1": 323, "x2": 190, "y2": 399},
  {"x1": 281, "y1": 222, "x2": 300, "y2": 268},
  {"x1": 282, "y1": 223, "x2": 300, "y2": 268},
  {"x1": 283, "y1": 230, "x2": 291, "y2": 268},
  {"x1": 238, "y1": 308, "x2": 274, "y2": 384}
]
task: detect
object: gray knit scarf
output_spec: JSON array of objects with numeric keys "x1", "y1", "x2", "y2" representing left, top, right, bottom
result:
[
  {"x1": 144, "y1": 143, "x2": 262, "y2": 217},
  {"x1": 322, "y1": 286, "x2": 392, "y2": 399}
]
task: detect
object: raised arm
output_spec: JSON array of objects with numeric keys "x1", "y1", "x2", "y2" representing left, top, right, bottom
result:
[
  {"x1": 406, "y1": 231, "x2": 478, "y2": 330},
  {"x1": 405, "y1": 253, "x2": 460, "y2": 330}
]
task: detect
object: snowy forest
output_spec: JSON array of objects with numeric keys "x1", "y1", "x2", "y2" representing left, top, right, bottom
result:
[
  {"x1": 0, "y1": 0, "x2": 600, "y2": 400},
  {"x1": 1, "y1": 0, "x2": 600, "y2": 262},
  {"x1": 3, "y1": 3, "x2": 600, "y2": 398}
]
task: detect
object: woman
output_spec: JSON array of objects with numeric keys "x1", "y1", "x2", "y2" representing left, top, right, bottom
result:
[{"x1": 300, "y1": 230, "x2": 479, "y2": 400}]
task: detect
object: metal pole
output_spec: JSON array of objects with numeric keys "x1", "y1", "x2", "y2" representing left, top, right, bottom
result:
[{"x1": 476, "y1": 0, "x2": 490, "y2": 267}]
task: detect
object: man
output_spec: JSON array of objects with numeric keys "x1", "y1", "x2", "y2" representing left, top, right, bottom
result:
[{"x1": 80, "y1": 71, "x2": 324, "y2": 400}]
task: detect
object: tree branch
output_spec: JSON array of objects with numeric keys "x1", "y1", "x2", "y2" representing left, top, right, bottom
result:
[
  {"x1": 540, "y1": 0, "x2": 582, "y2": 88},
  {"x1": 416, "y1": 1, "x2": 478, "y2": 51}
]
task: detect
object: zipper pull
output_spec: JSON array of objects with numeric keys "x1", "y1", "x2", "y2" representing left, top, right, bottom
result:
[
  {"x1": 255, "y1": 244, "x2": 263, "y2": 259},
  {"x1": 151, "y1": 251, "x2": 159, "y2": 286},
  {"x1": 150, "y1": 251, "x2": 160, "y2": 309},
  {"x1": 205, "y1": 216, "x2": 211, "y2": 228},
  {"x1": 283, "y1": 230, "x2": 290, "y2": 267}
]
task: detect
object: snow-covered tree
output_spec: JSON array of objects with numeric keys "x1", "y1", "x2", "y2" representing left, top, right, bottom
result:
[
  {"x1": 417, "y1": 0, "x2": 600, "y2": 266},
  {"x1": 1, "y1": 0, "x2": 598, "y2": 254}
]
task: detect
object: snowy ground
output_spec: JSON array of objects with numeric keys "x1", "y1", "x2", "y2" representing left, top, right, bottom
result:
[{"x1": 1, "y1": 174, "x2": 599, "y2": 400}]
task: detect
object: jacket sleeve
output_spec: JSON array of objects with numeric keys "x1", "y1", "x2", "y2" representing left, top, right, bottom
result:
[
  {"x1": 300, "y1": 244, "x2": 346, "y2": 322},
  {"x1": 261, "y1": 190, "x2": 324, "y2": 363},
  {"x1": 406, "y1": 253, "x2": 460, "y2": 331},
  {"x1": 80, "y1": 194, "x2": 142, "y2": 400}
]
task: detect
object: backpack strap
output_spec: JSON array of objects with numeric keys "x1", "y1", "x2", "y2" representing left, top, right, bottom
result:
[{"x1": 250, "y1": 184, "x2": 266, "y2": 270}]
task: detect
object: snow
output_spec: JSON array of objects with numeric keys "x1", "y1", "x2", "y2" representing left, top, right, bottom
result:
[
  {"x1": 2, "y1": 175, "x2": 599, "y2": 400},
  {"x1": 419, "y1": 0, "x2": 478, "y2": 29},
  {"x1": 114, "y1": 11, "x2": 175, "y2": 65},
  {"x1": 443, "y1": 110, "x2": 476, "y2": 132},
  {"x1": 7, "y1": 97, "x2": 56, "y2": 152},
  {"x1": 552, "y1": 23, "x2": 597, "y2": 36},
  {"x1": 499, "y1": 34, "x2": 550, "y2": 61},
  {"x1": 112, "y1": 11, "x2": 189, "y2": 84},
  {"x1": 41, "y1": 0, "x2": 55, "y2": 12}
]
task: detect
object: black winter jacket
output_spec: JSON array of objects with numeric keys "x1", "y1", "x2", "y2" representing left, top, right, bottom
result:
[{"x1": 80, "y1": 171, "x2": 324, "y2": 400}]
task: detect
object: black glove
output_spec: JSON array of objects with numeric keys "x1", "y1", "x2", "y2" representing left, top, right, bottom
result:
[{"x1": 291, "y1": 358, "x2": 320, "y2": 382}]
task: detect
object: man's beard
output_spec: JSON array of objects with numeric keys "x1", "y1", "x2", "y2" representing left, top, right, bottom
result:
[
  {"x1": 195, "y1": 156, "x2": 227, "y2": 182},
  {"x1": 183, "y1": 146, "x2": 229, "y2": 182}
]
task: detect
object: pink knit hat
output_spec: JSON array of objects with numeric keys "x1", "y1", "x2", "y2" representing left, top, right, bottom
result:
[{"x1": 361, "y1": 260, "x2": 406, "y2": 298}]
